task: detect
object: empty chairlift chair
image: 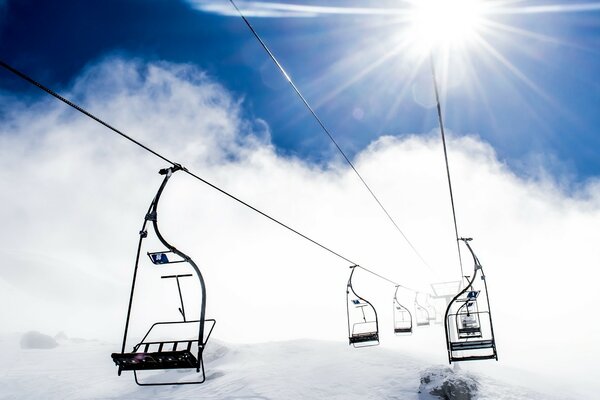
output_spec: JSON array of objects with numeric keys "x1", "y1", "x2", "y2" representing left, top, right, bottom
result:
[
  {"x1": 444, "y1": 238, "x2": 497, "y2": 363},
  {"x1": 430, "y1": 280, "x2": 462, "y2": 318},
  {"x1": 424, "y1": 295, "x2": 439, "y2": 323},
  {"x1": 393, "y1": 286, "x2": 413, "y2": 335},
  {"x1": 414, "y1": 293, "x2": 431, "y2": 327},
  {"x1": 346, "y1": 266, "x2": 379, "y2": 347},
  {"x1": 110, "y1": 166, "x2": 216, "y2": 385},
  {"x1": 457, "y1": 291, "x2": 482, "y2": 339}
]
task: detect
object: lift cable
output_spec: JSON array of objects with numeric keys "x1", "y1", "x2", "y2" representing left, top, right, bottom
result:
[
  {"x1": 354, "y1": 265, "x2": 412, "y2": 290},
  {"x1": 429, "y1": 55, "x2": 465, "y2": 279},
  {"x1": 228, "y1": 0, "x2": 434, "y2": 273},
  {"x1": 0, "y1": 59, "x2": 425, "y2": 295}
]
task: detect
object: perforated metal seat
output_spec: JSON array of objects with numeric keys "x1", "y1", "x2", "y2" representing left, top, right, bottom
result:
[
  {"x1": 458, "y1": 327, "x2": 481, "y2": 334},
  {"x1": 111, "y1": 350, "x2": 198, "y2": 371},
  {"x1": 349, "y1": 332, "x2": 379, "y2": 344},
  {"x1": 450, "y1": 339, "x2": 494, "y2": 351},
  {"x1": 112, "y1": 339, "x2": 199, "y2": 372}
]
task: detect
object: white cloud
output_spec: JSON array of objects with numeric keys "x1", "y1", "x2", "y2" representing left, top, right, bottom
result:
[
  {"x1": 0, "y1": 58, "x2": 598, "y2": 395},
  {"x1": 498, "y1": 3, "x2": 600, "y2": 15},
  {"x1": 186, "y1": 1, "x2": 408, "y2": 18}
]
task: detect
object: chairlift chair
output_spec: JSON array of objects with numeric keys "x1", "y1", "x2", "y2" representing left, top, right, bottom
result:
[
  {"x1": 424, "y1": 294, "x2": 438, "y2": 322},
  {"x1": 431, "y1": 280, "x2": 462, "y2": 317},
  {"x1": 110, "y1": 166, "x2": 216, "y2": 385},
  {"x1": 346, "y1": 266, "x2": 379, "y2": 347},
  {"x1": 414, "y1": 293, "x2": 431, "y2": 327},
  {"x1": 393, "y1": 286, "x2": 413, "y2": 335},
  {"x1": 444, "y1": 238, "x2": 497, "y2": 363},
  {"x1": 456, "y1": 290, "x2": 482, "y2": 339}
]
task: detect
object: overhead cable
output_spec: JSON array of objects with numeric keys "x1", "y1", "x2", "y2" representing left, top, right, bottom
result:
[
  {"x1": 428, "y1": 55, "x2": 465, "y2": 279},
  {"x1": 0, "y1": 59, "x2": 426, "y2": 294},
  {"x1": 228, "y1": 0, "x2": 434, "y2": 273}
]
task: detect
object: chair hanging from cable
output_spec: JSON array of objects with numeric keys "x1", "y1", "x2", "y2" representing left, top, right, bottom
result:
[
  {"x1": 393, "y1": 286, "x2": 413, "y2": 335},
  {"x1": 414, "y1": 292, "x2": 431, "y2": 327},
  {"x1": 110, "y1": 166, "x2": 216, "y2": 385},
  {"x1": 424, "y1": 294, "x2": 441, "y2": 324},
  {"x1": 444, "y1": 238, "x2": 497, "y2": 363},
  {"x1": 431, "y1": 280, "x2": 462, "y2": 314},
  {"x1": 346, "y1": 266, "x2": 379, "y2": 347}
]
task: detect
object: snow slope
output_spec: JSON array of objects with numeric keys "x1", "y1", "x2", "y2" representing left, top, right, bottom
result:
[{"x1": 0, "y1": 333, "x2": 577, "y2": 400}]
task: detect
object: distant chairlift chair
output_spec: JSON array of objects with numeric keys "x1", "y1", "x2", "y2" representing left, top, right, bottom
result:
[
  {"x1": 424, "y1": 295, "x2": 440, "y2": 324},
  {"x1": 415, "y1": 293, "x2": 431, "y2": 327},
  {"x1": 393, "y1": 286, "x2": 413, "y2": 335},
  {"x1": 456, "y1": 291, "x2": 483, "y2": 339}
]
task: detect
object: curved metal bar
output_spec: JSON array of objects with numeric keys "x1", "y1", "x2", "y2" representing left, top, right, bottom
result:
[
  {"x1": 463, "y1": 239, "x2": 497, "y2": 360},
  {"x1": 346, "y1": 265, "x2": 379, "y2": 345},
  {"x1": 149, "y1": 167, "x2": 208, "y2": 363},
  {"x1": 345, "y1": 266, "x2": 356, "y2": 339}
]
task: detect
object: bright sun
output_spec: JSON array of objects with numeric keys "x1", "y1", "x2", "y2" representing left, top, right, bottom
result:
[{"x1": 407, "y1": 0, "x2": 487, "y2": 52}]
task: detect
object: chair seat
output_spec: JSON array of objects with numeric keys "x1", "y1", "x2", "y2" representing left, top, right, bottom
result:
[
  {"x1": 450, "y1": 339, "x2": 494, "y2": 351},
  {"x1": 458, "y1": 327, "x2": 481, "y2": 334},
  {"x1": 394, "y1": 328, "x2": 412, "y2": 333},
  {"x1": 349, "y1": 332, "x2": 379, "y2": 344},
  {"x1": 111, "y1": 350, "x2": 198, "y2": 371},
  {"x1": 459, "y1": 333, "x2": 482, "y2": 339}
]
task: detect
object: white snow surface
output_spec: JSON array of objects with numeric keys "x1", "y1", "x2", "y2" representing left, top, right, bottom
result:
[{"x1": 0, "y1": 333, "x2": 579, "y2": 400}]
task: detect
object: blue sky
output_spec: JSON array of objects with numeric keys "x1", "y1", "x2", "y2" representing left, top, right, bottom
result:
[{"x1": 1, "y1": 0, "x2": 599, "y2": 182}]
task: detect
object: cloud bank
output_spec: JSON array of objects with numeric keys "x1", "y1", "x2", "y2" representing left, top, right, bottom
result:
[{"x1": 0, "y1": 58, "x2": 598, "y2": 396}]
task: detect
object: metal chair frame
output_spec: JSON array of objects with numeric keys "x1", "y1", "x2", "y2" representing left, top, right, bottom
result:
[
  {"x1": 444, "y1": 238, "x2": 497, "y2": 363},
  {"x1": 346, "y1": 266, "x2": 379, "y2": 348},
  {"x1": 111, "y1": 166, "x2": 216, "y2": 385}
]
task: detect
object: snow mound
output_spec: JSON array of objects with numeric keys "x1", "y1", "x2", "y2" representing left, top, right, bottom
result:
[
  {"x1": 19, "y1": 331, "x2": 59, "y2": 349},
  {"x1": 202, "y1": 339, "x2": 229, "y2": 363},
  {"x1": 419, "y1": 366, "x2": 478, "y2": 400},
  {"x1": 0, "y1": 335, "x2": 580, "y2": 399}
]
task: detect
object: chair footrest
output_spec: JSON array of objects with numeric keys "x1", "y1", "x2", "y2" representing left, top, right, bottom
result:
[
  {"x1": 111, "y1": 350, "x2": 198, "y2": 371},
  {"x1": 450, "y1": 354, "x2": 497, "y2": 362}
]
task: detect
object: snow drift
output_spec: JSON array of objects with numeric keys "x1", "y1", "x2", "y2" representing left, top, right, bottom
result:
[{"x1": 0, "y1": 334, "x2": 576, "y2": 400}]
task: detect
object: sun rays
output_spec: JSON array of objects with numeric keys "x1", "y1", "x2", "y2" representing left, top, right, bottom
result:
[
  {"x1": 193, "y1": 0, "x2": 600, "y2": 142},
  {"x1": 404, "y1": 0, "x2": 489, "y2": 53}
]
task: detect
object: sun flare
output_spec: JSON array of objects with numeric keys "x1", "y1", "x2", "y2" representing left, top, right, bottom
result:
[{"x1": 407, "y1": 0, "x2": 488, "y2": 52}]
